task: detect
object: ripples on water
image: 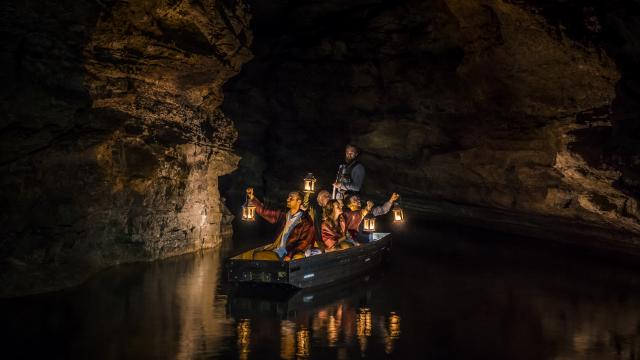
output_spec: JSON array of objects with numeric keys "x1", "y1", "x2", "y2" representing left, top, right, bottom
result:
[{"x1": 2, "y1": 221, "x2": 640, "y2": 359}]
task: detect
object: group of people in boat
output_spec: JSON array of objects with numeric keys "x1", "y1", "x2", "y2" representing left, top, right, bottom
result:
[{"x1": 245, "y1": 144, "x2": 400, "y2": 261}]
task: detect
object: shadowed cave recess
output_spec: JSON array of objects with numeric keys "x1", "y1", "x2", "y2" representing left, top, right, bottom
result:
[{"x1": 1, "y1": 0, "x2": 639, "y2": 296}]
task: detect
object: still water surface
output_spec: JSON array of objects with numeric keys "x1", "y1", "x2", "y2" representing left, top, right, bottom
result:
[{"x1": 2, "y1": 221, "x2": 640, "y2": 359}]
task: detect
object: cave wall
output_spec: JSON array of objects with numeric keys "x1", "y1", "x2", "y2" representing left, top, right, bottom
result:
[
  {"x1": 0, "y1": 0, "x2": 252, "y2": 296},
  {"x1": 222, "y1": 0, "x2": 640, "y2": 246}
]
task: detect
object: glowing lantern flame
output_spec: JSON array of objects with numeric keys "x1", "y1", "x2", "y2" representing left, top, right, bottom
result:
[
  {"x1": 303, "y1": 173, "x2": 317, "y2": 193},
  {"x1": 392, "y1": 203, "x2": 404, "y2": 223},
  {"x1": 363, "y1": 217, "x2": 376, "y2": 232},
  {"x1": 242, "y1": 199, "x2": 256, "y2": 222}
]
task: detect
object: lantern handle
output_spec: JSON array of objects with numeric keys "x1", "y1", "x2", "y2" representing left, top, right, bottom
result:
[{"x1": 302, "y1": 191, "x2": 311, "y2": 209}]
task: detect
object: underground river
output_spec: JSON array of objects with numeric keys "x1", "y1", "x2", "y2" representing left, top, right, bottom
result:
[{"x1": 2, "y1": 220, "x2": 640, "y2": 360}]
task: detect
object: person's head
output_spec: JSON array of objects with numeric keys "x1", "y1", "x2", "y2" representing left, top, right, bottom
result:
[
  {"x1": 347, "y1": 195, "x2": 361, "y2": 211},
  {"x1": 286, "y1": 191, "x2": 303, "y2": 210},
  {"x1": 316, "y1": 190, "x2": 331, "y2": 208},
  {"x1": 345, "y1": 144, "x2": 359, "y2": 164},
  {"x1": 323, "y1": 199, "x2": 343, "y2": 221}
]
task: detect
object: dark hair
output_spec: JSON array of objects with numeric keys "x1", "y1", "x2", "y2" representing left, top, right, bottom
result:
[
  {"x1": 323, "y1": 199, "x2": 342, "y2": 231},
  {"x1": 345, "y1": 144, "x2": 359, "y2": 154},
  {"x1": 289, "y1": 191, "x2": 302, "y2": 201}
]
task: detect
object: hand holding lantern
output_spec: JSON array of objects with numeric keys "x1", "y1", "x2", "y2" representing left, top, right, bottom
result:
[
  {"x1": 391, "y1": 193, "x2": 404, "y2": 223},
  {"x1": 242, "y1": 187, "x2": 256, "y2": 221}
]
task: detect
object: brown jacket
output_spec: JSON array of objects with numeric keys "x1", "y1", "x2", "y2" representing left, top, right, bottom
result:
[
  {"x1": 341, "y1": 210, "x2": 364, "y2": 240},
  {"x1": 321, "y1": 217, "x2": 346, "y2": 249},
  {"x1": 251, "y1": 198, "x2": 316, "y2": 257}
]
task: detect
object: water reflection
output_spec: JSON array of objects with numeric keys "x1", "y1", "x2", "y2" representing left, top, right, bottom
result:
[
  {"x1": 237, "y1": 319, "x2": 251, "y2": 360},
  {"x1": 2, "y1": 223, "x2": 640, "y2": 359},
  {"x1": 296, "y1": 327, "x2": 311, "y2": 358},
  {"x1": 270, "y1": 302, "x2": 403, "y2": 358},
  {"x1": 356, "y1": 307, "x2": 373, "y2": 354},
  {"x1": 280, "y1": 320, "x2": 297, "y2": 359},
  {"x1": 384, "y1": 312, "x2": 401, "y2": 354},
  {"x1": 327, "y1": 312, "x2": 341, "y2": 346}
]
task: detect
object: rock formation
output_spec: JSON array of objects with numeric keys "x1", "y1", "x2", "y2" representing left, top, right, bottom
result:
[
  {"x1": 222, "y1": 0, "x2": 640, "y2": 249},
  {"x1": 0, "y1": 0, "x2": 252, "y2": 296},
  {"x1": 2, "y1": 0, "x2": 639, "y2": 296}
]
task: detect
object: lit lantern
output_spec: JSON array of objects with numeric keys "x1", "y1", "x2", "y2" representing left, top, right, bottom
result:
[
  {"x1": 242, "y1": 202, "x2": 256, "y2": 221},
  {"x1": 303, "y1": 172, "x2": 317, "y2": 193},
  {"x1": 392, "y1": 203, "x2": 404, "y2": 223},
  {"x1": 363, "y1": 217, "x2": 376, "y2": 232}
]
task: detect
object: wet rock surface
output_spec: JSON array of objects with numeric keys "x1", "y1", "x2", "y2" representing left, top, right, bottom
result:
[
  {"x1": 1, "y1": 0, "x2": 639, "y2": 296},
  {"x1": 222, "y1": 0, "x2": 640, "y2": 247},
  {"x1": 0, "y1": 0, "x2": 252, "y2": 296}
]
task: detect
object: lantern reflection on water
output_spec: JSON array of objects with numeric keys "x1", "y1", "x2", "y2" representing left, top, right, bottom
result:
[
  {"x1": 280, "y1": 320, "x2": 296, "y2": 360},
  {"x1": 357, "y1": 307, "x2": 372, "y2": 336},
  {"x1": 385, "y1": 312, "x2": 401, "y2": 354},
  {"x1": 357, "y1": 307, "x2": 372, "y2": 354},
  {"x1": 388, "y1": 312, "x2": 401, "y2": 338},
  {"x1": 327, "y1": 314, "x2": 341, "y2": 347},
  {"x1": 237, "y1": 319, "x2": 251, "y2": 359},
  {"x1": 296, "y1": 327, "x2": 310, "y2": 357}
]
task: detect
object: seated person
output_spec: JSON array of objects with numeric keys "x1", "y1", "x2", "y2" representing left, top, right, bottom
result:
[
  {"x1": 321, "y1": 199, "x2": 352, "y2": 251},
  {"x1": 341, "y1": 195, "x2": 374, "y2": 241},
  {"x1": 246, "y1": 187, "x2": 316, "y2": 261},
  {"x1": 317, "y1": 189, "x2": 331, "y2": 209},
  {"x1": 301, "y1": 189, "x2": 331, "y2": 250}
]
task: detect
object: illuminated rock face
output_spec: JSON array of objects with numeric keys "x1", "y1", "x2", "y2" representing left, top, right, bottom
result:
[
  {"x1": 0, "y1": 0, "x2": 251, "y2": 295},
  {"x1": 223, "y1": 0, "x2": 640, "y2": 245}
]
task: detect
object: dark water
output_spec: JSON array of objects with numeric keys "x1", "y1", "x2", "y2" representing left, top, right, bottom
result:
[{"x1": 2, "y1": 220, "x2": 640, "y2": 360}]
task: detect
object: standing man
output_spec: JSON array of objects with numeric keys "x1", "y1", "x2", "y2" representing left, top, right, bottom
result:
[{"x1": 333, "y1": 144, "x2": 365, "y2": 200}]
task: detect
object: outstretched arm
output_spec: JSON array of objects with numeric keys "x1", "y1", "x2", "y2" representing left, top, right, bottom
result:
[
  {"x1": 371, "y1": 192, "x2": 400, "y2": 217},
  {"x1": 247, "y1": 187, "x2": 284, "y2": 224},
  {"x1": 361, "y1": 200, "x2": 374, "y2": 217}
]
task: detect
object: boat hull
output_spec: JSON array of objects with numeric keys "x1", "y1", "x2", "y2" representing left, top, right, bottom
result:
[{"x1": 227, "y1": 232, "x2": 392, "y2": 288}]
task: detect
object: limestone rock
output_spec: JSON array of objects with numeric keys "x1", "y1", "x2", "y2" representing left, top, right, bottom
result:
[
  {"x1": 0, "y1": 0, "x2": 251, "y2": 296},
  {"x1": 222, "y1": 0, "x2": 640, "y2": 248}
]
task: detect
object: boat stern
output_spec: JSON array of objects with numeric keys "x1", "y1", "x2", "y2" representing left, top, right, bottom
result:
[{"x1": 227, "y1": 251, "x2": 291, "y2": 285}]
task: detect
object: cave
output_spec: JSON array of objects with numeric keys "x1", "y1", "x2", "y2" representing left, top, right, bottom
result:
[{"x1": 1, "y1": 0, "x2": 640, "y2": 358}]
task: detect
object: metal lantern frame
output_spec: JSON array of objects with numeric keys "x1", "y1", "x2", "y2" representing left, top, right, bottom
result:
[
  {"x1": 241, "y1": 194, "x2": 256, "y2": 222},
  {"x1": 392, "y1": 202, "x2": 404, "y2": 223},
  {"x1": 303, "y1": 172, "x2": 317, "y2": 193},
  {"x1": 363, "y1": 216, "x2": 376, "y2": 232}
]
